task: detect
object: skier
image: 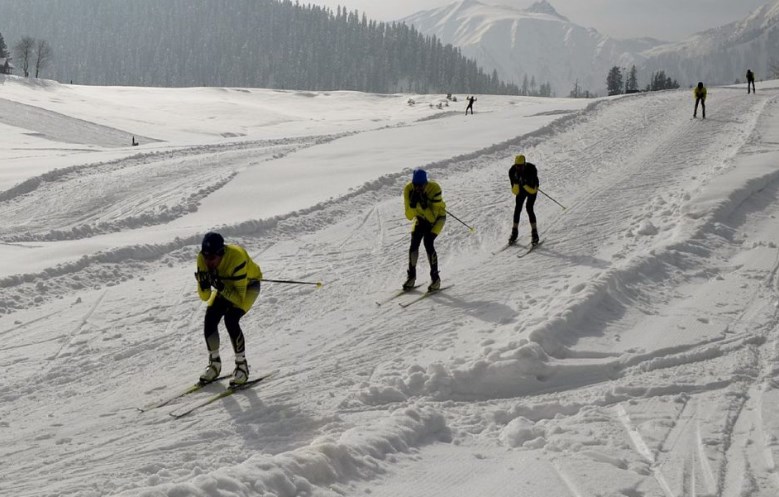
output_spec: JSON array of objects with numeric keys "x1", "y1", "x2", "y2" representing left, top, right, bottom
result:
[
  {"x1": 465, "y1": 95, "x2": 477, "y2": 115},
  {"x1": 195, "y1": 232, "x2": 262, "y2": 386},
  {"x1": 403, "y1": 168, "x2": 446, "y2": 292},
  {"x1": 693, "y1": 82, "x2": 707, "y2": 119},
  {"x1": 508, "y1": 154, "x2": 539, "y2": 246},
  {"x1": 746, "y1": 69, "x2": 756, "y2": 94}
]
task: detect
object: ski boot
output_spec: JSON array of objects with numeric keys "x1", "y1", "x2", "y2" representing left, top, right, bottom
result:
[
  {"x1": 230, "y1": 360, "x2": 250, "y2": 387},
  {"x1": 402, "y1": 268, "x2": 417, "y2": 291},
  {"x1": 531, "y1": 223, "x2": 539, "y2": 246},
  {"x1": 508, "y1": 226, "x2": 518, "y2": 245},
  {"x1": 199, "y1": 356, "x2": 222, "y2": 384},
  {"x1": 428, "y1": 273, "x2": 441, "y2": 292}
]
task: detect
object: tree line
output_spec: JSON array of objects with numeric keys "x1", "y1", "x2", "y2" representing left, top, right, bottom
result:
[
  {"x1": 519, "y1": 75, "x2": 554, "y2": 97},
  {"x1": 606, "y1": 65, "x2": 679, "y2": 96},
  {"x1": 568, "y1": 65, "x2": 681, "y2": 98},
  {"x1": 1, "y1": 30, "x2": 53, "y2": 77},
  {"x1": 0, "y1": 0, "x2": 521, "y2": 94}
]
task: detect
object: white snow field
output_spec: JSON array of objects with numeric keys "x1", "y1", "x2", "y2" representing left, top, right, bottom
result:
[{"x1": 2, "y1": 74, "x2": 779, "y2": 497}]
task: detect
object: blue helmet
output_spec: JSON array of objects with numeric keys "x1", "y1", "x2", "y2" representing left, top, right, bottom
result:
[
  {"x1": 201, "y1": 231, "x2": 225, "y2": 256},
  {"x1": 412, "y1": 168, "x2": 428, "y2": 185}
]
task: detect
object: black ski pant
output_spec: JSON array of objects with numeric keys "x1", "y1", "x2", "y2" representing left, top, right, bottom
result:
[
  {"x1": 748, "y1": 79, "x2": 755, "y2": 94},
  {"x1": 465, "y1": 104, "x2": 473, "y2": 115},
  {"x1": 513, "y1": 189, "x2": 537, "y2": 225},
  {"x1": 694, "y1": 97, "x2": 705, "y2": 118},
  {"x1": 408, "y1": 218, "x2": 439, "y2": 280},
  {"x1": 204, "y1": 295, "x2": 247, "y2": 356}
]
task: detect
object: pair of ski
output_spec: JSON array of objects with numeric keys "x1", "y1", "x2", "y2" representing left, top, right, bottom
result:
[
  {"x1": 376, "y1": 284, "x2": 454, "y2": 308},
  {"x1": 493, "y1": 239, "x2": 544, "y2": 257},
  {"x1": 139, "y1": 370, "x2": 276, "y2": 418}
]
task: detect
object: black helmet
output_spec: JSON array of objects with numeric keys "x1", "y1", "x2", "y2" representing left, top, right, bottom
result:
[
  {"x1": 697, "y1": 82, "x2": 703, "y2": 89},
  {"x1": 201, "y1": 232, "x2": 225, "y2": 257}
]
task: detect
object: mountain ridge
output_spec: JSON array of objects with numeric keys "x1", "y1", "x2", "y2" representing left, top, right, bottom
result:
[{"x1": 402, "y1": 0, "x2": 779, "y2": 95}]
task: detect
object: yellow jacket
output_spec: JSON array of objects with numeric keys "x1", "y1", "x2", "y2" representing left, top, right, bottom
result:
[
  {"x1": 404, "y1": 181, "x2": 446, "y2": 235},
  {"x1": 196, "y1": 244, "x2": 262, "y2": 312},
  {"x1": 693, "y1": 86, "x2": 707, "y2": 99}
]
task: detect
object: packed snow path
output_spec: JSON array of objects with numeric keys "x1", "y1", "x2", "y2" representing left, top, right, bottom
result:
[{"x1": 2, "y1": 80, "x2": 779, "y2": 496}]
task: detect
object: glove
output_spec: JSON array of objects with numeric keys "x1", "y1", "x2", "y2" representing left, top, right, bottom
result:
[
  {"x1": 195, "y1": 271, "x2": 211, "y2": 291},
  {"x1": 209, "y1": 271, "x2": 225, "y2": 291},
  {"x1": 418, "y1": 195, "x2": 429, "y2": 209},
  {"x1": 409, "y1": 190, "x2": 419, "y2": 208}
]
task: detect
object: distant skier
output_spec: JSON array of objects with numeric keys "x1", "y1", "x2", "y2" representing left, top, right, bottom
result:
[
  {"x1": 508, "y1": 154, "x2": 539, "y2": 246},
  {"x1": 195, "y1": 232, "x2": 262, "y2": 386},
  {"x1": 403, "y1": 168, "x2": 446, "y2": 292},
  {"x1": 746, "y1": 69, "x2": 756, "y2": 94},
  {"x1": 465, "y1": 95, "x2": 477, "y2": 115},
  {"x1": 693, "y1": 82, "x2": 707, "y2": 119}
]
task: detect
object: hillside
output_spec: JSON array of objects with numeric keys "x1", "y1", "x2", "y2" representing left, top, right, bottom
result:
[
  {"x1": 640, "y1": 0, "x2": 779, "y2": 86},
  {"x1": 3, "y1": 76, "x2": 779, "y2": 496},
  {"x1": 403, "y1": 0, "x2": 779, "y2": 95},
  {"x1": 0, "y1": 0, "x2": 519, "y2": 94},
  {"x1": 401, "y1": 0, "x2": 666, "y2": 95}
]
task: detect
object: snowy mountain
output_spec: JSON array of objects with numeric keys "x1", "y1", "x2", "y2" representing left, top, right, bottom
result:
[
  {"x1": 401, "y1": 0, "x2": 666, "y2": 95},
  {"x1": 640, "y1": 0, "x2": 779, "y2": 86},
  {"x1": 402, "y1": 0, "x2": 779, "y2": 95},
  {"x1": 4, "y1": 74, "x2": 779, "y2": 496}
]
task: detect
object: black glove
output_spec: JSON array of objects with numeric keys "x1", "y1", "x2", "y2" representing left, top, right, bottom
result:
[
  {"x1": 409, "y1": 190, "x2": 419, "y2": 208},
  {"x1": 209, "y1": 271, "x2": 225, "y2": 291},
  {"x1": 195, "y1": 271, "x2": 211, "y2": 291},
  {"x1": 418, "y1": 195, "x2": 429, "y2": 209}
]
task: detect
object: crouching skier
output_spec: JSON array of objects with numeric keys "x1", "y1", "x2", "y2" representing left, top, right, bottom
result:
[
  {"x1": 508, "y1": 154, "x2": 540, "y2": 246},
  {"x1": 402, "y1": 168, "x2": 446, "y2": 292},
  {"x1": 195, "y1": 232, "x2": 262, "y2": 386}
]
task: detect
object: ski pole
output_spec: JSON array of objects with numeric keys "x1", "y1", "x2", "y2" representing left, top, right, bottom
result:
[
  {"x1": 445, "y1": 209, "x2": 476, "y2": 233},
  {"x1": 538, "y1": 188, "x2": 567, "y2": 210},
  {"x1": 261, "y1": 278, "x2": 323, "y2": 288}
]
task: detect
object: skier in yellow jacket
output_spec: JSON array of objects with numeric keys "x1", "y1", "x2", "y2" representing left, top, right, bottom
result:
[
  {"x1": 403, "y1": 168, "x2": 446, "y2": 292},
  {"x1": 195, "y1": 232, "x2": 262, "y2": 386},
  {"x1": 693, "y1": 82, "x2": 707, "y2": 119}
]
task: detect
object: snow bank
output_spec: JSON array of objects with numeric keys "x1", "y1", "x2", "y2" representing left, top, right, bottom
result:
[{"x1": 132, "y1": 407, "x2": 450, "y2": 497}]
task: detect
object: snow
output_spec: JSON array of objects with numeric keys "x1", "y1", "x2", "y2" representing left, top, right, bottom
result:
[{"x1": 3, "y1": 73, "x2": 779, "y2": 496}]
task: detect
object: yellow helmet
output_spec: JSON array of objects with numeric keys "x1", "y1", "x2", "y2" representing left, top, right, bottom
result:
[{"x1": 514, "y1": 154, "x2": 526, "y2": 165}]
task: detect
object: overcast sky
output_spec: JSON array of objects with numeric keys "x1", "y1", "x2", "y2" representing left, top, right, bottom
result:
[{"x1": 307, "y1": 0, "x2": 770, "y2": 41}]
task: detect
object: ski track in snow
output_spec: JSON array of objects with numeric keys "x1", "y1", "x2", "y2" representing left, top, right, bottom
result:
[
  {"x1": 0, "y1": 134, "x2": 339, "y2": 242},
  {"x1": 3, "y1": 83, "x2": 779, "y2": 496}
]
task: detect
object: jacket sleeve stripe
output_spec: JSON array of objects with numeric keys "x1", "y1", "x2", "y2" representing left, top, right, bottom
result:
[{"x1": 220, "y1": 273, "x2": 247, "y2": 281}]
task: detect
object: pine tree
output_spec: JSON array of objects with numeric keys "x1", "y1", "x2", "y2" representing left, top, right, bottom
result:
[
  {"x1": 606, "y1": 66, "x2": 623, "y2": 95},
  {"x1": 0, "y1": 31, "x2": 8, "y2": 58},
  {"x1": 625, "y1": 65, "x2": 638, "y2": 93},
  {"x1": 569, "y1": 79, "x2": 581, "y2": 98}
]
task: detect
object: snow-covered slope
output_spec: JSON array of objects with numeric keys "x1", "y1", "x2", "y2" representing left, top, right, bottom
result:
[
  {"x1": 403, "y1": 0, "x2": 779, "y2": 95},
  {"x1": 3, "y1": 75, "x2": 779, "y2": 496}
]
